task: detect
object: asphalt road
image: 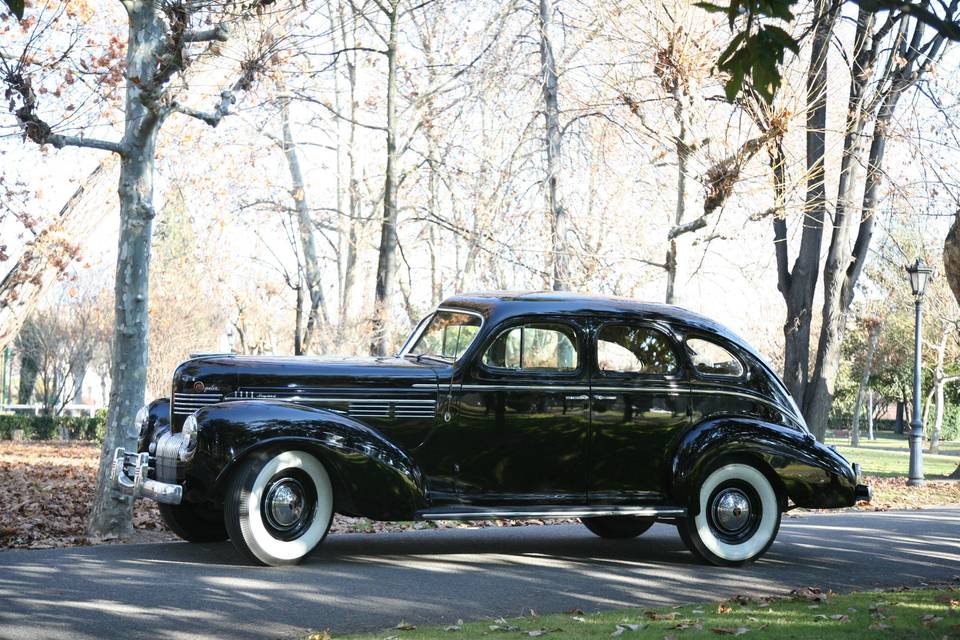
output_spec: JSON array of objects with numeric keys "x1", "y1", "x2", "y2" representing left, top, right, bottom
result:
[{"x1": 1, "y1": 508, "x2": 959, "y2": 640}]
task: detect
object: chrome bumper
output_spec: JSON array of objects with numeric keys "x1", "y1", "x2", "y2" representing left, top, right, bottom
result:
[{"x1": 112, "y1": 448, "x2": 183, "y2": 505}]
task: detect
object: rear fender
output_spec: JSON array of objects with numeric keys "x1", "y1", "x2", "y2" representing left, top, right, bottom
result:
[
  {"x1": 670, "y1": 417, "x2": 857, "y2": 514},
  {"x1": 185, "y1": 400, "x2": 427, "y2": 520}
]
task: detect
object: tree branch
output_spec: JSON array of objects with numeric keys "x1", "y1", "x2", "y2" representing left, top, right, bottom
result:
[
  {"x1": 45, "y1": 134, "x2": 128, "y2": 155},
  {"x1": 171, "y1": 90, "x2": 235, "y2": 127},
  {"x1": 182, "y1": 24, "x2": 230, "y2": 43},
  {"x1": 293, "y1": 92, "x2": 388, "y2": 131},
  {"x1": 667, "y1": 215, "x2": 709, "y2": 240}
]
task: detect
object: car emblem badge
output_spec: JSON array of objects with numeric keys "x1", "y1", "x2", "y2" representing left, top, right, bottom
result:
[{"x1": 193, "y1": 381, "x2": 205, "y2": 393}]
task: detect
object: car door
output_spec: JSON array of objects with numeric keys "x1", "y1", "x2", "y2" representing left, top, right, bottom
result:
[
  {"x1": 588, "y1": 320, "x2": 690, "y2": 504},
  {"x1": 449, "y1": 317, "x2": 591, "y2": 506}
]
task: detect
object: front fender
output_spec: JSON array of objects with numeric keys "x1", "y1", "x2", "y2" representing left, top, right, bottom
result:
[
  {"x1": 184, "y1": 400, "x2": 428, "y2": 520},
  {"x1": 670, "y1": 417, "x2": 857, "y2": 513},
  {"x1": 137, "y1": 398, "x2": 171, "y2": 453}
]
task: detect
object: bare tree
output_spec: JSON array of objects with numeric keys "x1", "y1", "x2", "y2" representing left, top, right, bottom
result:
[
  {"x1": 3, "y1": 0, "x2": 288, "y2": 536},
  {"x1": 850, "y1": 316, "x2": 882, "y2": 446},
  {"x1": 0, "y1": 161, "x2": 115, "y2": 351},
  {"x1": 14, "y1": 297, "x2": 98, "y2": 418}
]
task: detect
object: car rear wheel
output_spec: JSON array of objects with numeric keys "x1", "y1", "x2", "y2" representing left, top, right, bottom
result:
[
  {"x1": 581, "y1": 516, "x2": 655, "y2": 539},
  {"x1": 678, "y1": 462, "x2": 781, "y2": 566},
  {"x1": 158, "y1": 502, "x2": 228, "y2": 542},
  {"x1": 225, "y1": 449, "x2": 334, "y2": 566}
]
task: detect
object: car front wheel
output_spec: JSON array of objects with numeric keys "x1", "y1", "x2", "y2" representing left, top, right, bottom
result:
[
  {"x1": 678, "y1": 462, "x2": 781, "y2": 566},
  {"x1": 225, "y1": 449, "x2": 334, "y2": 566},
  {"x1": 581, "y1": 515, "x2": 655, "y2": 539}
]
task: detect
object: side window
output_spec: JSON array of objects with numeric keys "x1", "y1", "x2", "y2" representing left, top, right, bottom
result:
[
  {"x1": 482, "y1": 323, "x2": 579, "y2": 372},
  {"x1": 597, "y1": 325, "x2": 678, "y2": 375},
  {"x1": 685, "y1": 338, "x2": 744, "y2": 377}
]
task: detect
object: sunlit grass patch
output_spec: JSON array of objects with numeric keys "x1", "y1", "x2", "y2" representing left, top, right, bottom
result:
[
  {"x1": 833, "y1": 444, "x2": 958, "y2": 479},
  {"x1": 328, "y1": 586, "x2": 960, "y2": 640}
]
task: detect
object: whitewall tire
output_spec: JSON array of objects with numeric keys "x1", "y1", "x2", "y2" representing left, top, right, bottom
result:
[
  {"x1": 678, "y1": 462, "x2": 781, "y2": 566},
  {"x1": 225, "y1": 449, "x2": 334, "y2": 566}
]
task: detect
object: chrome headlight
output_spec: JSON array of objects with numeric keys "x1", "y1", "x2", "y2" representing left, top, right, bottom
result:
[
  {"x1": 135, "y1": 405, "x2": 151, "y2": 451},
  {"x1": 179, "y1": 414, "x2": 199, "y2": 462},
  {"x1": 182, "y1": 414, "x2": 198, "y2": 437},
  {"x1": 135, "y1": 405, "x2": 150, "y2": 434}
]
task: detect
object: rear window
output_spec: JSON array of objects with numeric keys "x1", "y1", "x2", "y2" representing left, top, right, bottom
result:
[{"x1": 685, "y1": 338, "x2": 743, "y2": 377}]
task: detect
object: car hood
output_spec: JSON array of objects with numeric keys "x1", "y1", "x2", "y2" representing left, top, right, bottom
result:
[{"x1": 173, "y1": 355, "x2": 443, "y2": 397}]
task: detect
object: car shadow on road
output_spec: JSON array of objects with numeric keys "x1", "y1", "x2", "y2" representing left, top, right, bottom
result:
[{"x1": 1, "y1": 510, "x2": 958, "y2": 640}]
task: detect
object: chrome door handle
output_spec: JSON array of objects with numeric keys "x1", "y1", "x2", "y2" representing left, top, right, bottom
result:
[
  {"x1": 592, "y1": 395, "x2": 617, "y2": 400},
  {"x1": 565, "y1": 394, "x2": 589, "y2": 400}
]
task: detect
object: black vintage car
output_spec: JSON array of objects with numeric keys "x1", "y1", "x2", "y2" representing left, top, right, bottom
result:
[{"x1": 114, "y1": 291, "x2": 869, "y2": 566}]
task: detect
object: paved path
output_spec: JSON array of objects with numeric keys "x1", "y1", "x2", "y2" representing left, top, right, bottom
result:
[{"x1": 1, "y1": 508, "x2": 959, "y2": 640}]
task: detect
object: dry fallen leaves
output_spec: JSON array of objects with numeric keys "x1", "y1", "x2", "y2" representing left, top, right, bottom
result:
[
  {"x1": 644, "y1": 611, "x2": 678, "y2": 621},
  {"x1": 610, "y1": 623, "x2": 642, "y2": 636},
  {"x1": 790, "y1": 587, "x2": 829, "y2": 603},
  {"x1": 709, "y1": 627, "x2": 750, "y2": 635},
  {"x1": 0, "y1": 441, "x2": 173, "y2": 550}
]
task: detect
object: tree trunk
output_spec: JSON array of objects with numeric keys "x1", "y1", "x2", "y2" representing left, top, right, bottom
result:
[
  {"x1": 87, "y1": 0, "x2": 165, "y2": 538},
  {"x1": 0, "y1": 159, "x2": 117, "y2": 352},
  {"x1": 805, "y1": 85, "x2": 904, "y2": 439},
  {"x1": 17, "y1": 352, "x2": 38, "y2": 404},
  {"x1": 281, "y1": 100, "x2": 327, "y2": 353},
  {"x1": 867, "y1": 391, "x2": 874, "y2": 440},
  {"x1": 928, "y1": 325, "x2": 952, "y2": 454},
  {"x1": 539, "y1": 0, "x2": 569, "y2": 291},
  {"x1": 334, "y1": 0, "x2": 361, "y2": 344},
  {"x1": 777, "y1": 0, "x2": 836, "y2": 407},
  {"x1": 850, "y1": 322, "x2": 880, "y2": 446},
  {"x1": 665, "y1": 94, "x2": 689, "y2": 305},
  {"x1": 946, "y1": 211, "x2": 960, "y2": 307},
  {"x1": 370, "y1": 0, "x2": 400, "y2": 356}
]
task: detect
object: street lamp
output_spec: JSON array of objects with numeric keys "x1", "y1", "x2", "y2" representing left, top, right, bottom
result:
[{"x1": 905, "y1": 257, "x2": 933, "y2": 486}]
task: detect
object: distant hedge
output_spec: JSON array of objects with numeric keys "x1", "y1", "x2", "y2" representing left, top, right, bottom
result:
[{"x1": 0, "y1": 410, "x2": 106, "y2": 442}]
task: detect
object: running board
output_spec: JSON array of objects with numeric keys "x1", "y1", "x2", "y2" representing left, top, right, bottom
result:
[{"x1": 418, "y1": 505, "x2": 687, "y2": 521}]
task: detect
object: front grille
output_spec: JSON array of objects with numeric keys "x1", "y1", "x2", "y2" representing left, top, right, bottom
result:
[{"x1": 172, "y1": 392, "x2": 223, "y2": 416}]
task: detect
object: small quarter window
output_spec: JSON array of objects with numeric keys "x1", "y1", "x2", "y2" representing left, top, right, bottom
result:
[
  {"x1": 597, "y1": 325, "x2": 678, "y2": 375},
  {"x1": 685, "y1": 338, "x2": 743, "y2": 377},
  {"x1": 483, "y1": 323, "x2": 578, "y2": 372}
]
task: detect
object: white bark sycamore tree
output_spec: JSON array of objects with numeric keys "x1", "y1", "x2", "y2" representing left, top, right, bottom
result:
[
  {"x1": 3, "y1": 0, "x2": 280, "y2": 536},
  {"x1": 746, "y1": 4, "x2": 950, "y2": 439}
]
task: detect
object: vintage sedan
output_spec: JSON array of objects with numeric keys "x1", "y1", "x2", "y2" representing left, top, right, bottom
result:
[{"x1": 114, "y1": 291, "x2": 869, "y2": 566}]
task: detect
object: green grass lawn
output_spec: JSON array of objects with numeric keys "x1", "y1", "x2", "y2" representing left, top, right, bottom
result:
[
  {"x1": 323, "y1": 587, "x2": 960, "y2": 640},
  {"x1": 832, "y1": 443, "x2": 959, "y2": 479},
  {"x1": 825, "y1": 431, "x2": 960, "y2": 453}
]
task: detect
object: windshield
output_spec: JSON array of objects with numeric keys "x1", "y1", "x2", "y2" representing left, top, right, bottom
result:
[{"x1": 404, "y1": 310, "x2": 483, "y2": 362}]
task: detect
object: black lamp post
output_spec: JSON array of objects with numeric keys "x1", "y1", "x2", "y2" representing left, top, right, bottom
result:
[{"x1": 905, "y1": 257, "x2": 933, "y2": 486}]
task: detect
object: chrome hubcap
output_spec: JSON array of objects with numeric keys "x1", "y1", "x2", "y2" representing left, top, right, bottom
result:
[
  {"x1": 266, "y1": 480, "x2": 305, "y2": 529},
  {"x1": 712, "y1": 488, "x2": 751, "y2": 533}
]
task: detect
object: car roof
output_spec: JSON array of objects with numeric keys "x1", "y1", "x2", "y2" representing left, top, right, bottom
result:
[{"x1": 438, "y1": 290, "x2": 759, "y2": 358}]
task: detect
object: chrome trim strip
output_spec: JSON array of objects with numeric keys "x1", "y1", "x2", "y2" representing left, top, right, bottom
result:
[
  {"x1": 438, "y1": 382, "x2": 799, "y2": 424},
  {"x1": 419, "y1": 506, "x2": 687, "y2": 520},
  {"x1": 687, "y1": 387, "x2": 804, "y2": 425},
  {"x1": 229, "y1": 394, "x2": 435, "y2": 404}
]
